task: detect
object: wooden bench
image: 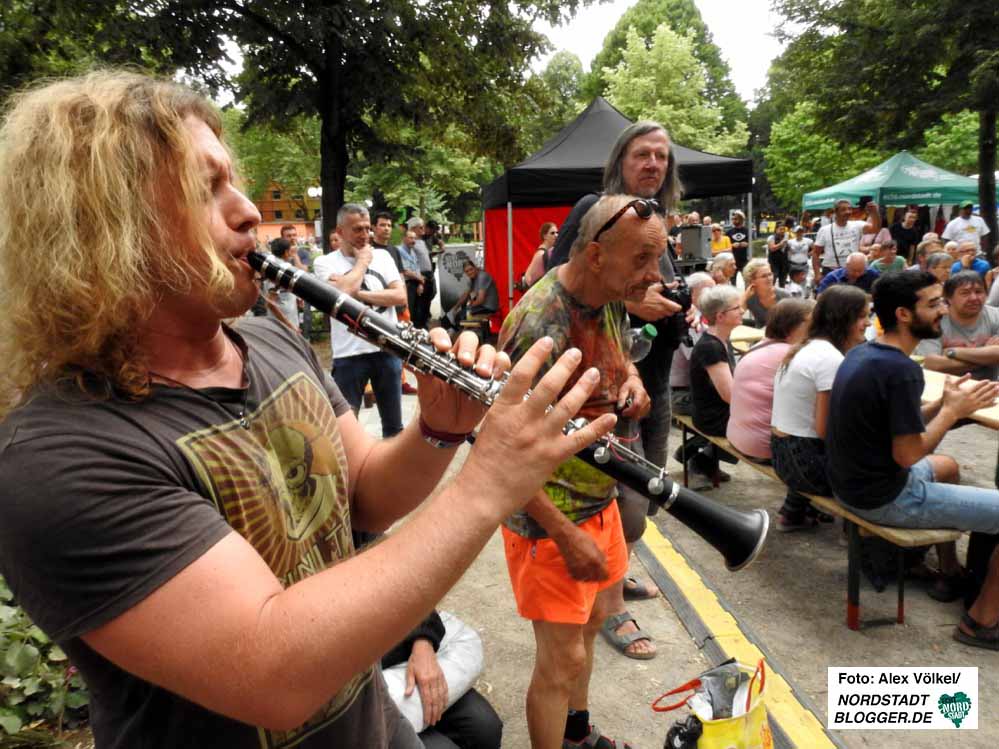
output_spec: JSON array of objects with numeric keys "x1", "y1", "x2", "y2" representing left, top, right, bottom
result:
[{"x1": 673, "y1": 413, "x2": 962, "y2": 630}]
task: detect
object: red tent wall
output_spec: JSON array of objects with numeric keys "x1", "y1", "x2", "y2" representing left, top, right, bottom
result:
[{"x1": 484, "y1": 204, "x2": 573, "y2": 319}]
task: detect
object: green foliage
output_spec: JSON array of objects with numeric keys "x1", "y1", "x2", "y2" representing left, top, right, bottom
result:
[
  {"x1": 603, "y1": 25, "x2": 748, "y2": 155},
  {"x1": 584, "y1": 0, "x2": 746, "y2": 129},
  {"x1": 764, "y1": 102, "x2": 887, "y2": 210},
  {"x1": 0, "y1": 578, "x2": 88, "y2": 741},
  {"x1": 221, "y1": 108, "x2": 320, "y2": 212},
  {"x1": 915, "y1": 110, "x2": 996, "y2": 176},
  {"x1": 346, "y1": 120, "x2": 498, "y2": 223},
  {"x1": 772, "y1": 0, "x2": 998, "y2": 247},
  {"x1": 517, "y1": 52, "x2": 587, "y2": 154}
]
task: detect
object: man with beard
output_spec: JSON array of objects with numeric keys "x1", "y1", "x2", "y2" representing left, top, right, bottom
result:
[
  {"x1": 727, "y1": 210, "x2": 751, "y2": 274},
  {"x1": 826, "y1": 272, "x2": 999, "y2": 631}
]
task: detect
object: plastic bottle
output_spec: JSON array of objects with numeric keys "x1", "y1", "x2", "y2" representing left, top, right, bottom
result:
[{"x1": 628, "y1": 323, "x2": 658, "y2": 362}]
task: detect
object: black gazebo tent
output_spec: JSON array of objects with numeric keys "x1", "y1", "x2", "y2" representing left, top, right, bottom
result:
[{"x1": 481, "y1": 97, "x2": 753, "y2": 315}]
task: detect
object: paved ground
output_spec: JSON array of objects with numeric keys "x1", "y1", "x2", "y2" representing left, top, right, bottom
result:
[{"x1": 339, "y1": 342, "x2": 999, "y2": 747}]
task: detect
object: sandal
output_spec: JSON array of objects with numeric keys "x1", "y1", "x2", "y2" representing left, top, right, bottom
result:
[
  {"x1": 563, "y1": 723, "x2": 634, "y2": 748},
  {"x1": 953, "y1": 612, "x2": 999, "y2": 650},
  {"x1": 600, "y1": 611, "x2": 656, "y2": 660},
  {"x1": 622, "y1": 576, "x2": 658, "y2": 601}
]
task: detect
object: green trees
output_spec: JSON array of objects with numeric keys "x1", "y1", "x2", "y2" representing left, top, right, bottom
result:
[
  {"x1": 771, "y1": 0, "x2": 999, "y2": 253},
  {"x1": 585, "y1": 0, "x2": 746, "y2": 131},
  {"x1": 603, "y1": 24, "x2": 748, "y2": 155}
]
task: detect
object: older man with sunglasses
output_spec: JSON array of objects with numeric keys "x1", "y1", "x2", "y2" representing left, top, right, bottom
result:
[
  {"x1": 545, "y1": 121, "x2": 684, "y2": 663},
  {"x1": 499, "y1": 194, "x2": 661, "y2": 749}
]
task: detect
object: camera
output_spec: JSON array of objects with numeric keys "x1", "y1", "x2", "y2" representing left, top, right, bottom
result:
[{"x1": 661, "y1": 276, "x2": 694, "y2": 348}]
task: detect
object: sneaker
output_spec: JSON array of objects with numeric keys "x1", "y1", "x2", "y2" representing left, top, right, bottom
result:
[
  {"x1": 776, "y1": 512, "x2": 818, "y2": 533},
  {"x1": 401, "y1": 382, "x2": 418, "y2": 395}
]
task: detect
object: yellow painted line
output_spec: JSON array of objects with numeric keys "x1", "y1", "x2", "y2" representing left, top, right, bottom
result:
[{"x1": 642, "y1": 522, "x2": 836, "y2": 749}]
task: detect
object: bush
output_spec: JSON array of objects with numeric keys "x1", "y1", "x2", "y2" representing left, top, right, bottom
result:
[{"x1": 0, "y1": 578, "x2": 89, "y2": 741}]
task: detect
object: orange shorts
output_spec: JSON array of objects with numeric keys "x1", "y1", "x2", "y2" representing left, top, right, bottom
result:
[{"x1": 502, "y1": 500, "x2": 628, "y2": 625}]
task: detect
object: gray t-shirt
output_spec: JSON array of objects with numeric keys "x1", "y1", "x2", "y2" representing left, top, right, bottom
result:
[
  {"x1": 0, "y1": 317, "x2": 401, "y2": 748},
  {"x1": 746, "y1": 288, "x2": 789, "y2": 328},
  {"x1": 915, "y1": 306, "x2": 999, "y2": 380},
  {"x1": 472, "y1": 269, "x2": 499, "y2": 312}
]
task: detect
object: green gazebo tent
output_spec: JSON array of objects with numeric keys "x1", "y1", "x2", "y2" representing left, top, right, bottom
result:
[{"x1": 802, "y1": 151, "x2": 993, "y2": 210}]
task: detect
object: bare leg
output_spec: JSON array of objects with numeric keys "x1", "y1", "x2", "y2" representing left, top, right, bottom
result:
[
  {"x1": 527, "y1": 621, "x2": 587, "y2": 749},
  {"x1": 966, "y1": 547, "x2": 999, "y2": 628},
  {"x1": 595, "y1": 542, "x2": 656, "y2": 657}
]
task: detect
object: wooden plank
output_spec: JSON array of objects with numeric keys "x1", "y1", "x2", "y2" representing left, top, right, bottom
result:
[
  {"x1": 730, "y1": 324, "x2": 765, "y2": 344},
  {"x1": 672, "y1": 414, "x2": 962, "y2": 548},
  {"x1": 920, "y1": 367, "x2": 999, "y2": 430}
]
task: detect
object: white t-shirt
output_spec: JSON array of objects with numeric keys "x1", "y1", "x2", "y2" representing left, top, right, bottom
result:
[
  {"x1": 786, "y1": 237, "x2": 813, "y2": 266},
  {"x1": 313, "y1": 249, "x2": 401, "y2": 359},
  {"x1": 771, "y1": 339, "x2": 844, "y2": 438},
  {"x1": 813, "y1": 220, "x2": 867, "y2": 269},
  {"x1": 942, "y1": 215, "x2": 990, "y2": 248}
]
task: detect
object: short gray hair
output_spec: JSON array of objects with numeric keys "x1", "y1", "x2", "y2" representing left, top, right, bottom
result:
[
  {"x1": 710, "y1": 252, "x2": 735, "y2": 269},
  {"x1": 337, "y1": 202, "x2": 368, "y2": 226},
  {"x1": 602, "y1": 121, "x2": 682, "y2": 212},
  {"x1": 927, "y1": 252, "x2": 953, "y2": 270},
  {"x1": 686, "y1": 271, "x2": 714, "y2": 292},
  {"x1": 406, "y1": 216, "x2": 424, "y2": 230},
  {"x1": 698, "y1": 284, "x2": 741, "y2": 325}
]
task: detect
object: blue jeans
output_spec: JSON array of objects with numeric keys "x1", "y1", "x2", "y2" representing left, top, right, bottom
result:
[
  {"x1": 333, "y1": 351, "x2": 404, "y2": 438},
  {"x1": 848, "y1": 458, "x2": 999, "y2": 533}
]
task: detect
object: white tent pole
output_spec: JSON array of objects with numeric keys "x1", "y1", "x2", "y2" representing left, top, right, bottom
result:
[
  {"x1": 507, "y1": 201, "x2": 514, "y2": 309},
  {"x1": 747, "y1": 191, "x2": 754, "y2": 247}
]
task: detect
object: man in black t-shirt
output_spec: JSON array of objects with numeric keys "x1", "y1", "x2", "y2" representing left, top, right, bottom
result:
[
  {"x1": 827, "y1": 271, "x2": 999, "y2": 645},
  {"x1": 0, "y1": 72, "x2": 615, "y2": 747},
  {"x1": 726, "y1": 210, "x2": 751, "y2": 273},
  {"x1": 890, "y1": 208, "x2": 922, "y2": 264}
]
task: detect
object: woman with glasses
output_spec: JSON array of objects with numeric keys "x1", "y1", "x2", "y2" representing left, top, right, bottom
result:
[
  {"x1": 520, "y1": 222, "x2": 559, "y2": 290},
  {"x1": 685, "y1": 284, "x2": 743, "y2": 486}
]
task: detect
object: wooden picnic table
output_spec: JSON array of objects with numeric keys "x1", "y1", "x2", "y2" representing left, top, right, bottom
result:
[{"x1": 921, "y1": 367, "x2": 999, "y2": 430}]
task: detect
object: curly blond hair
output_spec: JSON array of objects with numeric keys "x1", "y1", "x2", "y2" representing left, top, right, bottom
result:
[{"x1": 0, "y1": 70, "x2": 235, "y2": 414}]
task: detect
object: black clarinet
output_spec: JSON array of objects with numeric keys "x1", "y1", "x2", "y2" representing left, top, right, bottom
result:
[{"x1": 249, "y1": 252, "x2": 769, "y2": 571}]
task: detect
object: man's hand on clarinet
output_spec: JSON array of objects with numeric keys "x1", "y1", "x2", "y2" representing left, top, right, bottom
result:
[
  {"x1": 414, "y1": 329, "x2": 505, "y2": 437},
  {"x1": 460, "y1": 337, "x2": 618, "y2": 514}
]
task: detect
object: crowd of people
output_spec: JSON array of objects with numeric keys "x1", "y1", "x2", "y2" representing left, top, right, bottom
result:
[{"x1": 2, "y1": 69, "x2": 999, "y2": 749}]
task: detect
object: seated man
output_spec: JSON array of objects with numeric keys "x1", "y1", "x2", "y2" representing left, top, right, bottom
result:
[
  {"x1": 870, "y1": 240, "x2": 906, "y2": 273},
  {"x1": 445, "y1": 261, "x2": 499, "y2": 332},
  {"x1": 815, "y1": 252, "x2": 879, "y2": 295},
  {"x1": 382, "y1": 610, "x2": 502, "y2": 749},
  {"x1": 918, "y1": 270, "x2": 999, "y2": 381},
  {"x1": 826, "y1": 271, "x2": 999, "y2": 648},
  {"x1": 950, "y1": 240, "x2": 991, "y2": 279}
]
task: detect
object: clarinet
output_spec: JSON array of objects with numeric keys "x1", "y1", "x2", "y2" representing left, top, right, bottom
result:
[{"x1": 249, "y1": 252, "x2": 769, "y2": 571}]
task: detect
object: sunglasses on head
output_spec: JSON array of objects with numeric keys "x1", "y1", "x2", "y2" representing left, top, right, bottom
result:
[{"x1": 593, "y1": 198, "x2": 660, "y2": 242}]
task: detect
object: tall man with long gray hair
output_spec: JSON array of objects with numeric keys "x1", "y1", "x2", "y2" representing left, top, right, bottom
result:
[{"x1": 546, "y1": 121, "x2": 684, "y2": 661}]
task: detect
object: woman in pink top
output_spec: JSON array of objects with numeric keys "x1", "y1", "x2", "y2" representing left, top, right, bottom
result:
[{"x1": 727, "y1": 299, "x2": 813, "y2": 460}]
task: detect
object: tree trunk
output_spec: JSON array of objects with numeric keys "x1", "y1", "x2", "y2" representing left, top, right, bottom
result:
[
  {"x1": 979, "y1": 107, "x2": 997, "y2": 263},
  {"x1": 319, "y1": 113, "x2": 348, "y2": 247}
]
